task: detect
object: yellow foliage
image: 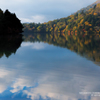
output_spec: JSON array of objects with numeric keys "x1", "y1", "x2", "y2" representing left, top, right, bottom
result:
[
  {"x1": 73, "y1": 36, "x2": 76, "y2": 40},
  {"x1": 51, "y1": 27, "x2": 53, "y2": 30},
  {"x1": 46, "y1": 34, "x2": 48, "y2": 38},
  {"x1": 85, "y1": 31, "x2": 88, "y2": 35},
  {"x1": 70, "y1": 15, "x2": 74, "y2": 18},
  {"x1": 66, "y1": 36, "x2": 68, "y2": 40},
  {"x1": 80, "y1": 19, "x2": 84, "y2": 24},
  {"x1": 85, "y1": 21, "x2": 89, "y2": 25},
  {"x1": 73, "y1": 26, "x2": 77, "y2": 30},
  {"x1": 89, "y1": 24, "x2": 92, "y2": 26},
  {"x1": 68, "y1": 19, "x2": 72, "y2": 22},
  {"x1": 93, "y1": 50, "x2": 96, "y2": 54},
  {"x1": 89, "y1": 12, "x2": 92, "y2": 14},
  {"x1": 58, "y1": 33, "x2": 60, "y2": 36},
  {"x1": 94, "y1": 13, "x2": 97, "y2": 16},
  {"x1": 84, "y1": 41, "x2": 89, "y2": 45},
  {"x1": 53, "y1": 24, "x2": 56, "y2": 27},
  {"x1": 62, "y1": 29, "x2": 65, "y2": 32},
  {"x1": 44, "y1": 22, "x2": 46, "y2": 24},
  {"x1": 62, "y1": 33, "x2": 65, "y2": 36},
  {"x1": 66, "y1": 25, "x2": 68, "y2": 29},
  {"x1": 90, "y1": 28, "x2": 92, "y2": 31},
  {"x1": 58, "y1": 30, "x2": 60, "y2": 32},
  {"x1": 78, "y1": 38, "x2": 80, "y2": 43},
  {"x1": 96, "y1": 3, "x2": 100, "y2": 8},
  {"x1": 78, "y1": 23, "x2": 80, "y2": 28},
  {"x1": 80, "y1": 42, "x2": 83, "y2": 47},
  {"x1": 50, "y1": 34, "x2": 53, "y2": 38}
]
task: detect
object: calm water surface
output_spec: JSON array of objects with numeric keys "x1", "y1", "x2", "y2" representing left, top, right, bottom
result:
[{"x1": 0, "y1": 40, "x2": 100, "y2": 100}]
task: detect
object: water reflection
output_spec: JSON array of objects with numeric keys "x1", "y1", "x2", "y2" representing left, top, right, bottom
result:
[
  {"x1": 0, "y1": 35, "x2": 23, "y2": 58},
  {"x1": 0, "y1": 9, "x2": 23, "y2": 58},
  {"x1": 0, "y1": 30, "x2": 100, "y2": 99},
  {"x1": 23, "y1": 31, "x2": 100, "y2": 64},
  {"x1": 0, "y1": 41, "x2": 100, "y2": 100}
]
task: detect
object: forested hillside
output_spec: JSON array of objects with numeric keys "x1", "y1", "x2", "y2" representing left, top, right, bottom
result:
[
  {"x1": 0, "y1": 9, "x2": 23, "y2": 35},
  {"x1": 23, "y1": 3, "x2": 100, "y2": 34}
]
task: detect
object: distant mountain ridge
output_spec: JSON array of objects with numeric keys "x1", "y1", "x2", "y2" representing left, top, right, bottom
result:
[
  {"x1": 76, "y1": 0, "x2": 100, "y2": 14},
  {"x1": 96, "y1": 0, "x2": 100, "y2": 3},
  {"x1": 23, "y1": 2, "x2": 100, "y2": 34}
]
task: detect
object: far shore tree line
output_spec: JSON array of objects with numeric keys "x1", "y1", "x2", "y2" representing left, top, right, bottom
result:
[{"x1": 23, "y1": 3, "x2": 100, "y2": 37}]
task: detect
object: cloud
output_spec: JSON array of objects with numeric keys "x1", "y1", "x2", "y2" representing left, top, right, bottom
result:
[
  {"x1": 10, "y1": 78, "x2": 32, "y2": 93},
  {"x1": 0, "y1": 41, "x2": 99, "y2": 100},
  {"x1": 21, "y1": 42, "x2": 46, "y2": 50},
  {"x1": 0, "y1": 0, "x2": 96, "y2": 23},
  {"x1": 21, "y1": 15, "x2": 47, "y2": 23},
  {"x1": 10, "y1": 68, "x2": 100, "y2": 100},
  {"x1": 0, "y1": 68, "x2": 15, "y2": 93},
  {"x1": 0, "y1": 58, "x2": 99, "y2": 100}
]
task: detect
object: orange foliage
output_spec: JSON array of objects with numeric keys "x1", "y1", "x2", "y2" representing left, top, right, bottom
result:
[
  {"x1": 71, "y1": 31, "x2": 73, "y2": 35},
  {"x1": 94, "y1": 13, "x2": 97, "y2": 16},
  {"x1": 75, "y1": 33, "x2": 77, "y2": 36}
]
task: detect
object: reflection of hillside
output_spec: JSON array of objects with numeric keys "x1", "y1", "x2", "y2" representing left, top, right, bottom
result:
[
  {"x1": 0, "y1": 9, "x2": 24, "y2": 58},
  {"x1": 0, "y1": 34, "x2": 23, "y2": 58},
  {"x1": 23, "y1": 31, "x2": 100, "y2": 63}
]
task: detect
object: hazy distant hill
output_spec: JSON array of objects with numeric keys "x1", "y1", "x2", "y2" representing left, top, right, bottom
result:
[
  {"x1": 76, "y1": 0, "x2": 100, "y2": 14},
  {"x1": 23, "y1": 2, "x2": 100, "y2": 34}
]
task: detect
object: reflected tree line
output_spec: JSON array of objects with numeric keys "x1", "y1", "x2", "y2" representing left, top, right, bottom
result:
[
  {"x1": 0, "y1": 9, "x2": 23, "y2": 58},
  {"x1": 0, "y1": 28, "x2": 100, "y2": 64},
  {"x1": 0, "y1": 6, "x2": 100, "y2": 65},
  {"x1": 23, "y1": 30, "x2": 100, "y2": 63},
  {"x1": 22, "y1": 4, "x2": 100, "y2": 63},
  {"x1": 0, "y1": 35, "x2": 23, "y2": 58}
]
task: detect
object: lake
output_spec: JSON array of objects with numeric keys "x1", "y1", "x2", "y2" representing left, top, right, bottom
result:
[{"x1": 0, "y1": 32, "x2": 100, "y2": 100}]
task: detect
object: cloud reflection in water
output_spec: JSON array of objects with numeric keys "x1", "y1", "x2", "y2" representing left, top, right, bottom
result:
[{"x1": 0, "y1": 42, "x2": 100, "y2": 100}]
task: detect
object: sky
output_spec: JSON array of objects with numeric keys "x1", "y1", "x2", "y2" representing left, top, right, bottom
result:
[{"x1": 0, "y1": 0, "x2": 96, "y2": 23}]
